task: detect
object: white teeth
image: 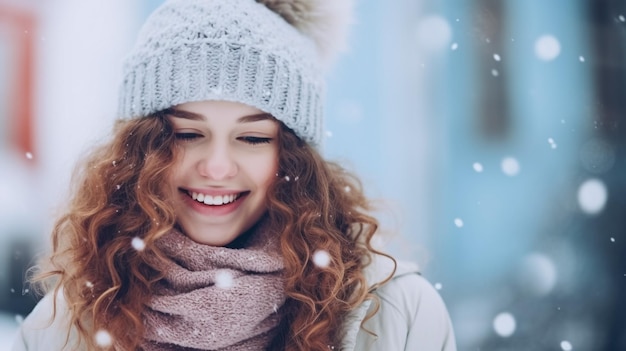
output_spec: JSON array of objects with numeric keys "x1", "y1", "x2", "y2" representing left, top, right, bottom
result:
[
  {"x1": 191, "y1": 191, "x2": 239, "y2": 206},
  {"x1": 203, "y1": 195, "x2": 220, "y2": 205}
]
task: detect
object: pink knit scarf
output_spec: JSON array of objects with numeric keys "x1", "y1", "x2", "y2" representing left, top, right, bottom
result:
[{"x1": 142, "y1": 223, "x2": 285, "y2": 350}]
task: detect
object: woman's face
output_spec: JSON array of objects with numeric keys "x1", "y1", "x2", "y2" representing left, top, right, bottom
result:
[{"x1": 167, "y1": 100, "x2": 279, "y2": 246}]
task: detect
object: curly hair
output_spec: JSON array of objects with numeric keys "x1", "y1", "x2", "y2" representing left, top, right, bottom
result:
[{"x1": 32, "y1": 113, "x2": 395, "y2": 350}]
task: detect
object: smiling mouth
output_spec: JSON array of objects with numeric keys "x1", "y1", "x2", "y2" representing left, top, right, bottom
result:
[{"x1": 184, "y1": 190, "x2": 246, "y2": 206}]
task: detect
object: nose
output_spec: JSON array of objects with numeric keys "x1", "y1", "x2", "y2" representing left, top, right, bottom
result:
[{"x1": 197, "y1": 142, "x2": 238, "y2": 180}]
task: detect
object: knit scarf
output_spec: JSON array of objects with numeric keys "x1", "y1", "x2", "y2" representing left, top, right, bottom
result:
[{"x1": 142, "y1": 223, "x2": 285, "y2": 350}]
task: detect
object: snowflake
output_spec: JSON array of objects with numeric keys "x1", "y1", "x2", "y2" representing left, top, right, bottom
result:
[
  {"x1": 131, "y1": 237, "x2": 146, "y2": 251},
  {"x1": 472, "y1": 162, "x2": 484, "y2": 173},
  {"x1": 215, "y1": 270, "x2": 234, "y2": 289},
  {"x1": 535, "y1": 35, "x2": 561, "y2": 61},
  {"x1": 454, "y1": 218, "x2": 464, "y2": 228},
  {"x1": 560, "y1": 340, "x2": 573, "y2": 351},
  {"x1": 312, "y1": 250, "x2": 331, "y2": 268},
  {"x1": 501, "y1": 157, "x2": 520, "y2": 176},
  {"x1": 493, "y1": 312, "x2": 516, "y2": 337},
  {"x1": 94, "y1": 329, "x2": 113, "y2": 347},
  {"x1": 577, "y1": 178, "x2": 607, "y2": 215}
]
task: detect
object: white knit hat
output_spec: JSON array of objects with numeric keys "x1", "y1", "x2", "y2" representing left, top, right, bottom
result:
[{"x1": 118, "y1": 0, "x2": 352, "y2": 145}]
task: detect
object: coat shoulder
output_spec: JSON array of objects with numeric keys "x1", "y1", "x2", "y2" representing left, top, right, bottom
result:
[
  {"x1": 11, "y1": 290, "x2": 84, "y2": 351},
  {"x1": 376, "y1": 265, "x2": 445, "y2": 320},
  {"x1": 352, "y1": 259, "x2": 457, "y2": 351}
]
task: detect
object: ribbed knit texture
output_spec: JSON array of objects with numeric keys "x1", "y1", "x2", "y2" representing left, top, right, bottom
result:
[
  {"x1": 118, "y1": 0, "x2": 325, "y2": 145},
  {"x1": 143, "y1": 224, "x2": 285, "y2": 350}
]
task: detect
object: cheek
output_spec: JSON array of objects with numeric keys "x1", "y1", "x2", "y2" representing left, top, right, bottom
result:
[
  {"x1": 172, "y1": 148, "x2": 196, "y2": 176},
  {"x1": 250, "y1": 152, "x2": 278, "y2": 188},
  {"x1": 170, "y1": 150, "x2": 193, "y2": 182}
]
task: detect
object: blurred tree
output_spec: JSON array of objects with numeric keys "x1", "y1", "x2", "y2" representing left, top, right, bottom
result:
[{"x1": 587, "y1": 0, "x2": 626, "y2": 349}]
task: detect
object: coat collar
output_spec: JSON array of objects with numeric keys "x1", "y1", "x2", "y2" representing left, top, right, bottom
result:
[{"x1": 339, "y1": 256, "x2": 420, "y2": 350}]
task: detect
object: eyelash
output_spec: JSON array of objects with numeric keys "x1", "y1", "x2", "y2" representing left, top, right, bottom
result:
[
  {"x1": 174, "y1": 133, "x2": 272, "y2": 145},
  {"x1": 174, "y1": 133, "x2": 200, "y2": 141},
  {"x1": 238, "y1": 136, "x2": 272, "y2": 145}
]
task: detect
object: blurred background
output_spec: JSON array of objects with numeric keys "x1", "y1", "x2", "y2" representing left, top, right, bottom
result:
[{"x1": 1, "y1": 0, "x2": 624, "y2": 349}]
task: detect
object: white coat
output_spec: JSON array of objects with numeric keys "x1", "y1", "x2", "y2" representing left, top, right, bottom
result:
[{"x1": 12, "y1": 258, "x2": 456, "y2": 350}]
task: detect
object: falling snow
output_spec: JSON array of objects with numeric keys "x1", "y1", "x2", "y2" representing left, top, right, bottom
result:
[
  {"x1": 577, "y1": 178, "x2": 607, "y2": 215},
  {"x1": 131, "y1": 237, "x2": 146, "y2": 251},
  {"x1": 454, "y1": 218, "x2": 464, "y2": 228},
  {"x1": 501, "y1": 157, "x2": 520, "y2": 176},
  {"x1": 2, "y1": 8, "x2": 619, "y2": 351},
  {"x1": 561, "y1": 340, "x2": 573, "y2": 351},
  {"x1": 493, "y1": 312, "x2": 516, "y2": 337},
  {"x1": 535, "y1": 35, "x2": 561, "y2": 61},
  {"x1": 95, "y1": 329, "x2": 113, "y2": 347},
  {"x1": 215, "y1": 270, "x2": 234, "y2": 289},
  {"x1": 548, "y1": 138, "x2": 557, "y2": 149},
  {"x1": 473, "y1": 162, "x2": 484, "y2": 172},
  {"x1": 312, "y1": 250, "x2": 331, "y2": 268}
]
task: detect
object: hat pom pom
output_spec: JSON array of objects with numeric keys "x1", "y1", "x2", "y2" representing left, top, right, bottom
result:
[{"x1": 256, "y1": 0, "x2": 355, "y2": 68}]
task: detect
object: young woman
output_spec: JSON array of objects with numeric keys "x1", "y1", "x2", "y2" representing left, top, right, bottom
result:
[{"x1": 13, "y1": 0, "x2": 456, "y2": 350}]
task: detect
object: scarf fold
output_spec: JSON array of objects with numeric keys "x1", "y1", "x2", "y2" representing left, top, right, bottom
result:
[{"x1": 143, "y1": 224, "x2": 285, "y2": 351}]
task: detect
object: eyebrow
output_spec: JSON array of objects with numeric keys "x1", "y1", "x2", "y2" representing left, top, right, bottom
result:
[{"x1": 165, "y1": 108, "x2": 273, "y2": 123}]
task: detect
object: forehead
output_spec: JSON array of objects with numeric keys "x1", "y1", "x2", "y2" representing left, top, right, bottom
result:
[{"x1": 170, "y1": 100, "x2": 266, "y2": 120}]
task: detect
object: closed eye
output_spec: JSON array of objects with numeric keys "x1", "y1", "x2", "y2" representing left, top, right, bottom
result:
[
  {"x1": 238, "y1": 136, "x2": 272, "y2": 145},
  {"x1": 175, "y1": 132, "x2": 202, "y2": 141}
]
